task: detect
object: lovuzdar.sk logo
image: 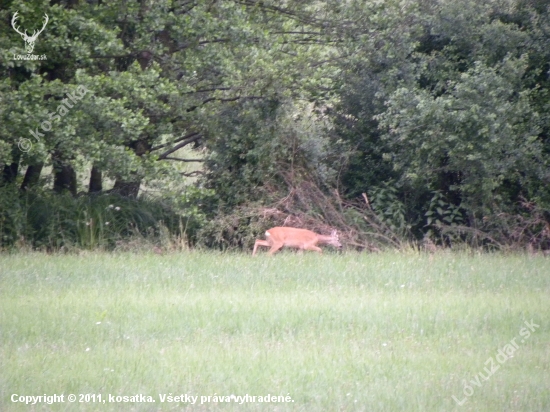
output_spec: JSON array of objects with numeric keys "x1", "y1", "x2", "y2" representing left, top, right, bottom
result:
[{"x1": 11, "y1": 11, "x2": 49, "y2": 58}]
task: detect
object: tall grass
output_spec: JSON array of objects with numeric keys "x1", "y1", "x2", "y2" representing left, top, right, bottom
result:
[
  {"x1": 0, "y1": 187, "x2": 188, "y2": 251},
  {"x1": 0, "y1": 251, "x2": 548, "y2": 411}
]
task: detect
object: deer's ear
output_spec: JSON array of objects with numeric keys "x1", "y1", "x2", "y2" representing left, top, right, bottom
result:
[{"x1": 331, "y1": 230, "x2": 338, "y2": 237}]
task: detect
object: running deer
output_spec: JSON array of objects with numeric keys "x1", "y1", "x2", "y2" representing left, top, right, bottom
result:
[{"x1": 252, "y1": 227, "x2": 342, "y2": 255}]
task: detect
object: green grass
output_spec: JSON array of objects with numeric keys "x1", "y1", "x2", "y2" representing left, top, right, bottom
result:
[{"x1": 0, "y1": 251, "x2": 548, "y2": 411}]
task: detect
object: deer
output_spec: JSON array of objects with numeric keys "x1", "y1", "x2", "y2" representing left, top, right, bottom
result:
[
  {"x1": 252, "y1": 227, "x2": 342, "y2": 255},
  {"x1": 11, "y1": 11, "x2": 49, "y2": 54}
]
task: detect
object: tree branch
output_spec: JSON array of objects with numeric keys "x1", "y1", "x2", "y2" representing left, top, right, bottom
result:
[
  {"x1": 157, "y1": 133, "x2": 203, "y2": 159},
  {"x1": 236, "y1": 0, "x2": 318, "y2": 25},
  {"x1": 184, "y1": 87, "x2": 232, "y2": 94},
  {"x1": 164, "y1": 157, "x2": 204, "y2": 162},
  {"x1": 198, "y1": 38, "x2": 230, "y2": 45},
  {"x1": 181, "y1": 170, "x2": 204, "y2": 177},
  {"x1": 150, "y1": 132, "x2": 201, "y2": 152},
  {"x1": 272, "y1": 31, "x2": 324, "y2": 35}
]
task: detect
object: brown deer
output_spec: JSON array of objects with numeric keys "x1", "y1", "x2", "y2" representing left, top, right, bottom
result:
[{"x1": 252, "y1": 227, "x2": 342, "y2": 255}]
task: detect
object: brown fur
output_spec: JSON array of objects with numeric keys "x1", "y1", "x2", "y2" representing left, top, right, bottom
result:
[{"x1": 252, "y1": 227, "x2": 341, "y2": 255}]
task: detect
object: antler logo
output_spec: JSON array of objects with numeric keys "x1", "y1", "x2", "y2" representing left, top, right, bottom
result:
[{"x1": 11, "y1": 11, "x2": 49, "y2": 54}]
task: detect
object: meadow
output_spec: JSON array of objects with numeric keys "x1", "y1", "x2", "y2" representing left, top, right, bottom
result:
[{"x1": 0, "y1": 251, "x2": 548, "y2": 411}]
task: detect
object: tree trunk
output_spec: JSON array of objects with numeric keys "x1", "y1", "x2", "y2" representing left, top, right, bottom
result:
[
  {"x1": 112, "y1": 179, "x2": 141, "y2": 198},
  {"x1": 1, "y1": 163, "x2": 19, "y2": 185},
  {"x1": 21, "y1": 163, "x2": 44, "y2": 190},
  {"x1": 1, "y1": 149, "x2": 20, "y2": 186},
  {"x1": 2, "y1": 163, "x2": 19, "y2": 186},
  {"x1": 53, "y1": 161, "x2": 77, "y2": 195},
  {"x1": 111, "y1": 139, "x2": 150, "y2": 198},
  {"x1": 88, "y1": 165, "x2": 103, "y2": 193}
]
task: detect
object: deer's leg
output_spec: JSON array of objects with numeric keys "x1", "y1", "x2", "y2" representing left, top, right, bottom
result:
[
  {"x1": 268, "y1": 242, "x2": 284, "y2": 255},
  {"x1": 303, "y1": 244, "x2": 323, "y2": 253},
  {"x1": 253, "y1": 239, "x2": 271, "y2": 255}
]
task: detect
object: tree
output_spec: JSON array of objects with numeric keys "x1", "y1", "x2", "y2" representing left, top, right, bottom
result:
[{"x1": 1, "y1": 0, "x2": 335, "y2": 197}]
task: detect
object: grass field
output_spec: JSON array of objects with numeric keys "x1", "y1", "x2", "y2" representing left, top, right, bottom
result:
[{"x1": 0, "y1": 251, "x2": 548, "y2": 411}]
